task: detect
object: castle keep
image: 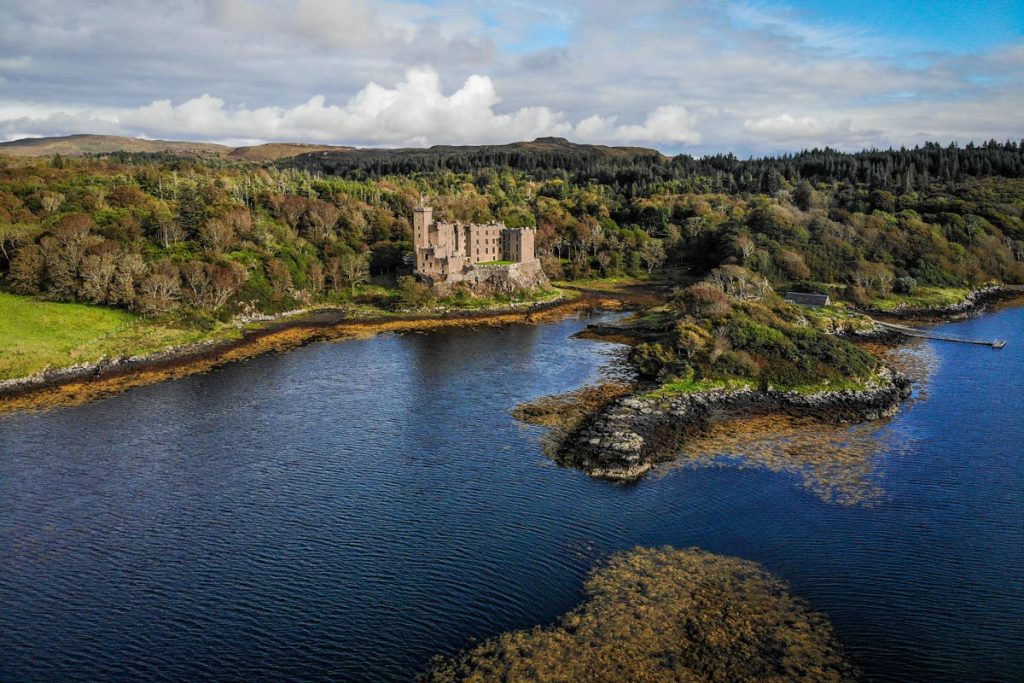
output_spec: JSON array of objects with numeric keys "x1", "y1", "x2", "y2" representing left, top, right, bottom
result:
[{"x1": 412, "y1": 204, "x2": 538, "y2": 285}]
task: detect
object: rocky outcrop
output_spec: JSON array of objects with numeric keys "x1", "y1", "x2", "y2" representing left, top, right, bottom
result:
[
  {"x1": 559, "y1": 368, "x2": 912, "y2": 479},
  {"x1": 428, "y1": 259, "x2": 550, "y2": 295}
]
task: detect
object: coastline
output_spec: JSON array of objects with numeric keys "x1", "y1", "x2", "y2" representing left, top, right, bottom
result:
[
  {"x1": 556, "y1": 367, "x2": 912, "y2": 479},
  {"x1": 860, "y1": 284, "x2": 1024, "y2": 321},
  {"x1": 526, "y1": 286, "x2": 1024, "y2": 480},
  {"x1": 3, "y1": 282, "x2": 1018, "y2": 417},
  {"x1": 0, "y1": 292, "x2": 631, "y2": 414}
]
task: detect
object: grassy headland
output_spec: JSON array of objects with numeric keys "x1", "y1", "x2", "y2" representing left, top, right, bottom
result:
[
  {"x1": 617, "y1": 268, "x2": 882, "y2": 397},
  {"x1": 0, "y1": 291, "x2": 239, "y2": 381},
  {"x1": 867, "y1": 285, "x2": 974, "y2": 312}
]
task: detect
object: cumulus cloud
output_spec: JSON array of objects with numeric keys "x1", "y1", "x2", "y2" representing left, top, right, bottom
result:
[
  {"x1": 0, "y1": 68, "x2": 716, "y2": 147},
  {"x1": 1, "y1": 69, "x2": 575, "y2": 146}
]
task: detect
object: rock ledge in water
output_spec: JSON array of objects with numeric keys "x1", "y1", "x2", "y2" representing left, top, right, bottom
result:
[{"x1": 560, "y1": 367, "x2": 912, "y2": 479}]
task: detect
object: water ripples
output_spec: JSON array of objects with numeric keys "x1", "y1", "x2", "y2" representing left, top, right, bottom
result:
[{"x1": 2, "y1": 309, "x2": 1023, "y2": 681}]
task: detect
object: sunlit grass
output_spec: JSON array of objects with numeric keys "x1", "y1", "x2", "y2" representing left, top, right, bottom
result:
[
  {"x1": 0, "y1": 292, "x2": 239, "y2": 380},
  {"x1": 869, "y1": 286, "x2": 972, "y2": 312}
]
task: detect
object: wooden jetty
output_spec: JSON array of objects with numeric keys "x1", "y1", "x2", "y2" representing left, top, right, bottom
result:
[{"x1": 874, "y1": 321, "x2": 1007, "y2": 349}]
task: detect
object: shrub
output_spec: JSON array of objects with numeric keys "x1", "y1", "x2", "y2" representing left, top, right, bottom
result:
[
  {"x1": 727, "y1": 319, "x2": 793, "y2": 358},
  {"x1": 893, "y1": 276, "x2": 917, "y2": 294},
  {"x1": 714, "y1": 350, "x2": 760, "y2": 378},
  {"x1": 673, "y1": 282, "x2": 732, "y2": 318},
  {"x1": 393, "y1": 275, "x2": 435, "y2": 309},
  {"x1": 629, "y1": 342, "x2": 678, "y2": 379}
]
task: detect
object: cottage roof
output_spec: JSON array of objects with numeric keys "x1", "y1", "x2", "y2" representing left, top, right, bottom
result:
[{"x1": 784, "y1": 291, "x2": 831, "y2": 307}]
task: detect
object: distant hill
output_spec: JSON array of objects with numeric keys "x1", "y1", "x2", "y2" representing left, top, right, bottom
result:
[
  {"x1": 0, "y1": 134, "x2": 666, "y2": 176},
  {"x1": 281, "y1": 136, "x2": 668, "y2": 176},
  {"x1": 0, "y1": 134, "x2": 350, "y2": 161},
  {"x1": 0, "y1": 134, "x2": 231, "y2": 157},
  {"x1": 226, "y1": 142, "x2": 354, "y2": 162}
]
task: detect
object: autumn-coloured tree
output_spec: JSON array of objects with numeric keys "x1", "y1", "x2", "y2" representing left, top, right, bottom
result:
[
  {"x1": 338, "y1": 252, "x2": 370, "y2": 296},
  {"x1": 306, "y1": 199, "x2": 341, "y2": 242},
  {"x1": 274, "y1": 194, "x2": 309, "y2": 233},
  {"x1": 199, "y1": 217, "x2": 236, "y2": 255},
  {"x1": 180, "y1": 261, "x2": 213, "y2": 309},
  {"x1": 138, "y1": 263, "x2": 181, "y2": 315},
  {"x1": 208, "y1": 262, "x2": 247, "y2": 310}
]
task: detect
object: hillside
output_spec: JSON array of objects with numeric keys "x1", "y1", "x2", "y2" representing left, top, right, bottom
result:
[
  {"x1": 0, "y1": 134, "x2": 231, "y2": 158},
  {"x1": 281, "y1": 137, "x2": 668, "y2": 176},
  {"x1": 0, "y1": 134, "x2": 350, "y2": 161},
  {"x1": 226, "y1": 142, "x2": 354, "y2": 162}
]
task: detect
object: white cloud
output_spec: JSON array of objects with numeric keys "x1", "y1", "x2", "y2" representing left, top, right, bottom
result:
[
  {"x1": 1, "y1": 69, "x2": 577, "y2": 146},
  {"x1": 743, "y1": 114, "x2": 858, "y2": 140},
  {"x1": 0, "y1": 1, "x2": 1020, "y2": 153},
  {"x1": 0, "y1": 69, "x2": 708, "y2": 147},
  {"x1": 617, "y1": 106, "x2": 703, "y2": 144}
]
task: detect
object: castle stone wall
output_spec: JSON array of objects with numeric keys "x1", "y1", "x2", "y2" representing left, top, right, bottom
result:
[{"x1": 413, "y1": 204, "x2": 541, "y2": 290}]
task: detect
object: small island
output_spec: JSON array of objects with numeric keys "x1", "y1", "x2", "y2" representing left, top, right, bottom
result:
[{"x1": 548, "y1": 271, "x2": 915, "y2": 479}]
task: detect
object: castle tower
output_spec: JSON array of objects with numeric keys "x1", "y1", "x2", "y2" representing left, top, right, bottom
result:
[{"x1": 412, "y1": 202, "x2": 433, "y2": 251}]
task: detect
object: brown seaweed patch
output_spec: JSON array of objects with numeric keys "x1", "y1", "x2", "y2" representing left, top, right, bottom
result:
[
  {"x1": 875, "y1": 341, "x2": 938, "y2": 402},
  {"x1": 573, "y1": 328, "x2": 645, "y2": 346},
  {"x1": 425, "y1": 546, "x2": 856, "y2": 683},
  {"x1": 663, "y1": 413, "x2": 902, "y2": 505},
  {"x1": 513, "y1": 383, "x2": 635, "y2": 456}
]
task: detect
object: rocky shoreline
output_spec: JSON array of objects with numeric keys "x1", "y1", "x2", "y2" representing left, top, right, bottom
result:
[{"x1": 558, "y1": 367, "x2": 912, "y2": 479}]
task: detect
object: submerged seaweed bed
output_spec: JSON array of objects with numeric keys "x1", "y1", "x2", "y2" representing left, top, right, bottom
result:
[{"x1": 425, "y1": 546, "x2": 856, "y2": 683}]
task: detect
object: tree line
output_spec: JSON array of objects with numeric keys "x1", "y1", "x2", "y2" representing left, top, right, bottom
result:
[{"x1": 0, "y1": 139, "x2": 1021, "y2": 320}]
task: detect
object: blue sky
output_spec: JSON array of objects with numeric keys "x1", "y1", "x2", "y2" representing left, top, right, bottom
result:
[
  {"x1": 786, "y1": 0, "x2": 1023, "y2": 54},
  {"x1": 0, "y1": 1, "x2": 1020, "y2": 154}
]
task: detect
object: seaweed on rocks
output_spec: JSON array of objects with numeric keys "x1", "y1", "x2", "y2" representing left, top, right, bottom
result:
[{"x1": 558, "y1": 368, "x2": 912, "y2": 480}]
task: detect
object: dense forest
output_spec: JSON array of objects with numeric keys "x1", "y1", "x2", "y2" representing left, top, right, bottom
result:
[
  {"x1": 287, "y1": 136, "x2": 1024, "y2": 194},
  {"x1": 0, "y1": 139, "x2": 1022, "y2": 321}
]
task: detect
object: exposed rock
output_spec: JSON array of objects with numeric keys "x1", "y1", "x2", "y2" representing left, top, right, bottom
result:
[
  {"x1": 559, "y1": 367, "x2": 912, "y2": 480},
  {"x1": 426, "y1": 260, "x2": 550, "y2": 296}
]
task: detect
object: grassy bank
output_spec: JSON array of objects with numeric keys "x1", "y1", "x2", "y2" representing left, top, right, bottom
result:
[
  {"x1": 644, "y1": 372, "x2": 877, "y2": 398},
  {"x1": 0, "y1": 290, "x2": 632, "y2": 412},
  {"x1": 0, "y1": 292, "x2": 240, "y2": 381},
  {"x1": 868, "y1": 286, "x2": 973, "y2": 312}
]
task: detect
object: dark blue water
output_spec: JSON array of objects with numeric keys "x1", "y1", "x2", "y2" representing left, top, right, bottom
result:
[{"x1": 1, "y1": 308, "x2": 1022, "y2": 682}]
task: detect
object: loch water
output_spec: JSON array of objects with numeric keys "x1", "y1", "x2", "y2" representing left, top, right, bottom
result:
[{"x1": 1, "y1": 307, "x2": 1022, "y2": 682}]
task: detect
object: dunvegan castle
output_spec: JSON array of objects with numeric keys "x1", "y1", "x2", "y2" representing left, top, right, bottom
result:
[{"x1": 412, "y1": 203, "x2": 548, "y2": 292}]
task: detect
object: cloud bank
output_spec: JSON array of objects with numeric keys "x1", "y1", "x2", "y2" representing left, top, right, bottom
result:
[
  {"x1": 0, "y1": 1, "x2": 1020, "y2": 153},
  {"x1": 0, "y1": 68, "x2": 704, "y2": 147}
]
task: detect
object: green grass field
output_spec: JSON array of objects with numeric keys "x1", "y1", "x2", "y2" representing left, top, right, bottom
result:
[
  {"x1": 0, "y1": 292, "x2": 239, "y2": 381},
  {"x1": 868, "y1": 286, "x2": 972, "y2": 312}
]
